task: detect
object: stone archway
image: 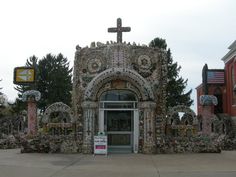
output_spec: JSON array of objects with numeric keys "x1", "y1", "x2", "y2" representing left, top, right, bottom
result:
[
  {"x1": 167, "y1": 105, "x2": 198, "y2": 137},
  {"x1": 42, "y1": 102, "x2": 74, "y2": 135},
  {"x1": 81, "y1": 68, "x2": 156, "y2": 154},
  {"x1": 84, "y1": 68, "x2": 154, "y2": 101},
  {"x1": 167, "y1": 105, "x2": 197, "y2": 124},
  {"x1": 43, "y1": 102, "x2": 74, "y2": 123}
]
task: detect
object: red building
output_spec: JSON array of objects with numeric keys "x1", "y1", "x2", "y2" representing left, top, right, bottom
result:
[
  {"x1": 197, "y1": 41, "x2": 236, "y2": 116},
  {"x1": 196, "y1": 40, "x2": 236, "y2": 135},
  {"x1": 222, "y1": 40, "x2": 236, "y2": 116},
  {"x1": 196, "y1": 65, "x2": 226, "y2": 115}
]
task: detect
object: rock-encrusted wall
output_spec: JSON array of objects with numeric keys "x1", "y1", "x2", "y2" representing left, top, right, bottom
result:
[
  {"x1": 0, "y1": 135, "x2": 22, "y2": 149},
  {"x1": 21, "y1": 134, "x2": 83, "y2": 153},
  {"x1": 72, "y1": 41, "x2": 168, "y2": 153},
  {"x1": 72, "y1": 42, "x2": 167, "y2": 112},
  {"x1": 157, "y1": 135, "x2": 222, "y2": 153}
]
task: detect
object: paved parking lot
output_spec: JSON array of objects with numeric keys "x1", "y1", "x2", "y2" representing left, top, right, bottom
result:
[{"x1": 0, "y1": 149, "x2": 236, "y2": 177}]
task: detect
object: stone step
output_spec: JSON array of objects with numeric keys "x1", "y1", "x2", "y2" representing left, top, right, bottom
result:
[{"x1": 108, "y1": 146, "x2": 132, "y2": 154}]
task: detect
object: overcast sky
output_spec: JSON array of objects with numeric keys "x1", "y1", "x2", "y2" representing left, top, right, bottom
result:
[{"x1": 0, "y1": 0, "x2": 235, "y2": 111}]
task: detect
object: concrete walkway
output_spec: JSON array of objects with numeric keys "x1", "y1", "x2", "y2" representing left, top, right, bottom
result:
[{"x1": 0, "y1": 149, "x2": 236, "y2": 177}]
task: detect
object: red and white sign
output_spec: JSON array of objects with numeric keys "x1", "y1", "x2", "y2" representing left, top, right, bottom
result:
[{"x1": 94, "y1": 135, "x2": 107, "y2": 155}]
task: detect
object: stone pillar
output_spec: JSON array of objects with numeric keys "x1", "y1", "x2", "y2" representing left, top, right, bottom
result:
[
  {"x1": 27, "y1": 98, "x2": 37, "y2": 134},
  {"x1": 199, "y1": 95, "x2": 218, "y2": 135},
  {"x1": 22, "y1": 90, "x2": 41, "y2": 135},
  {"x1": 139, "y1": 101, "x2": 156, "y2": 154},
  {"x1": 81, "y1": 101, "x2": 97, "y2": 154}
]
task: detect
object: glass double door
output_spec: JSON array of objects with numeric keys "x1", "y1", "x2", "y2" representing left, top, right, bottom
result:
[{"x1": 104, "y1": 110, "x2": 133, "y2": 153}]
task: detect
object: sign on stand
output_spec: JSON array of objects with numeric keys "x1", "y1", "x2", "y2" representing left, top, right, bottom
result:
[
  {"x1": 94, "y1": 134, "x2": 107, "y2": 155},
  {"x1": 13, "y1": 67, "x2": 35, "y2": 84}
]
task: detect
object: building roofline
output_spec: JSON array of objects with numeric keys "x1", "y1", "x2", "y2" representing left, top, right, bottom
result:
[
  {"x1": 221, "y1": 40, "x2": 236, "y2": 63},
  {"x1": 229, "y1": 40, "x2": 236, "y2": 49},
  {"x1": 195, "y1": 84, "x2": 202, "y2": 90}
]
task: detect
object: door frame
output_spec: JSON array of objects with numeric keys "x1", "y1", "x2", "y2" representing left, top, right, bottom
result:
[
  {"x1": 105, "y1": 110, "x2": 133, "y2": 151},
  {"x1": 99, "y1": 101, "x2": 139, "y2": 153}
]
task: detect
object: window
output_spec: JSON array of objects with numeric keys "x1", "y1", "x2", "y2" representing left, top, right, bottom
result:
[
  {"x1": 100, "y1": 90, "x2": 137, "y2": 101},
  {"x1": 232, "y1": 65, "x2": 236, "y2": 104},
  {"x1": 100, "y1": 90, "x2": 137, "y2": 109}
]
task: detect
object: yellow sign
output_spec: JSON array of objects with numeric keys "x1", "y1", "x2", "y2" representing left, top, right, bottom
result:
[{"x1": 14, "y1": 67, "x2": 35, "y2": 84}]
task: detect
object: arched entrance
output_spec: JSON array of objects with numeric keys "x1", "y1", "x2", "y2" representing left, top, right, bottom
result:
[
  {"x1": 99, "y1": 90, "x2": 139, "y2": 153},
  {"x1": 81, "y1": 68, "x2": 156, "y2": 154}
]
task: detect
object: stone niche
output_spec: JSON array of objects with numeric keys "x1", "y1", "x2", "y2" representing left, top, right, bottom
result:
[{"x1": 72, "y1": 41, "x2": 168, "y2": 154}]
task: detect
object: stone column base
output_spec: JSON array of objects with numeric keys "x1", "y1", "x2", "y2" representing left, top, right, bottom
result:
[
  {"x1": 143, "y1": 144, "x2": 156, "y2": 154},
  {"x1": 82, "y1": 144, "x2": 93, "y2": 154}
]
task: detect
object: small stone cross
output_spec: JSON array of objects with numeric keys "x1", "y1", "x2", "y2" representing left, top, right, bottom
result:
[
  {"x1": 87, "y1": 129, "x2": 91, "y2": 135},
  {"x1": 108, "y1": 18, "x2": 131, "y2": 43},
  {"x1": 148, "y1": 130, "x2": 153, "y2": 136}
]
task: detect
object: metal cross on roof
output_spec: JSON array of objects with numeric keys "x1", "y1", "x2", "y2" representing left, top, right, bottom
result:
[{"x1": 108, "y1": 18, "x2": 131, "y2": 43}]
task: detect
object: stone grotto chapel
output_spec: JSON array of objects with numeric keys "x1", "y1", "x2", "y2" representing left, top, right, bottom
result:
[
  {"x1": 17, "y1": 18, "x2": 235, "y2": 154},
  {"x1": 72, "y1": 18, "x2": 168, "y2": 154}
]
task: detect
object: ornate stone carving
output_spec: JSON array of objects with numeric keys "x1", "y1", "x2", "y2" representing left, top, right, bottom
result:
[
  {"x1": 200, "y1": 95, "x2": 218, "y2": 106},
  {"x1": 81, "y1": 101, "x2": 98, "y2": 109},
  {"x1": 81, "y1": 50, "x2": 105, "y2": 76},
  {"x1": 96, "y1": 80, "x2": 142, "y2": 101},
  {"x1": 131, "y1": 47, "x2": 158, "y2": 78},
  {"x1": 107, "y1": 44, "x2": 131, "y2": 68},
  {"x1": 43, "y1": 102, "x2": 74, "y2": 123},
  {"x1": 139, "y1": 101, "x2": 156, "y2": 153},
  {"x1": 22, "y1": 90, "x2": 41, "y2": 102},
  {"x1": 87, "y1": 58, "x2": 102, "y2": 74},
  {"x1": 167, "y1": 105, "x2": 197, "y2": 125},
  {"x1": 84, "y1": 68, "x2": 154, "y2": 101},
  {"x1": 138, "y1": 55, "x2": 152, "y2": 70},
  {"x1": 81, "y1": 101, "x2": 97, "y2": 153}
]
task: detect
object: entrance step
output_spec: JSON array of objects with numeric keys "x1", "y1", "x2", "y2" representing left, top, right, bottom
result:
[{"x1": 108, "y1": 146, "x2": 132, "y2": 154}]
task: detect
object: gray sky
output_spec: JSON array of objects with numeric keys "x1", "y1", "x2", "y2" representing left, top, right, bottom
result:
[{"x1": 0, "y1": 0, "x2": 235, "y2": 112}]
